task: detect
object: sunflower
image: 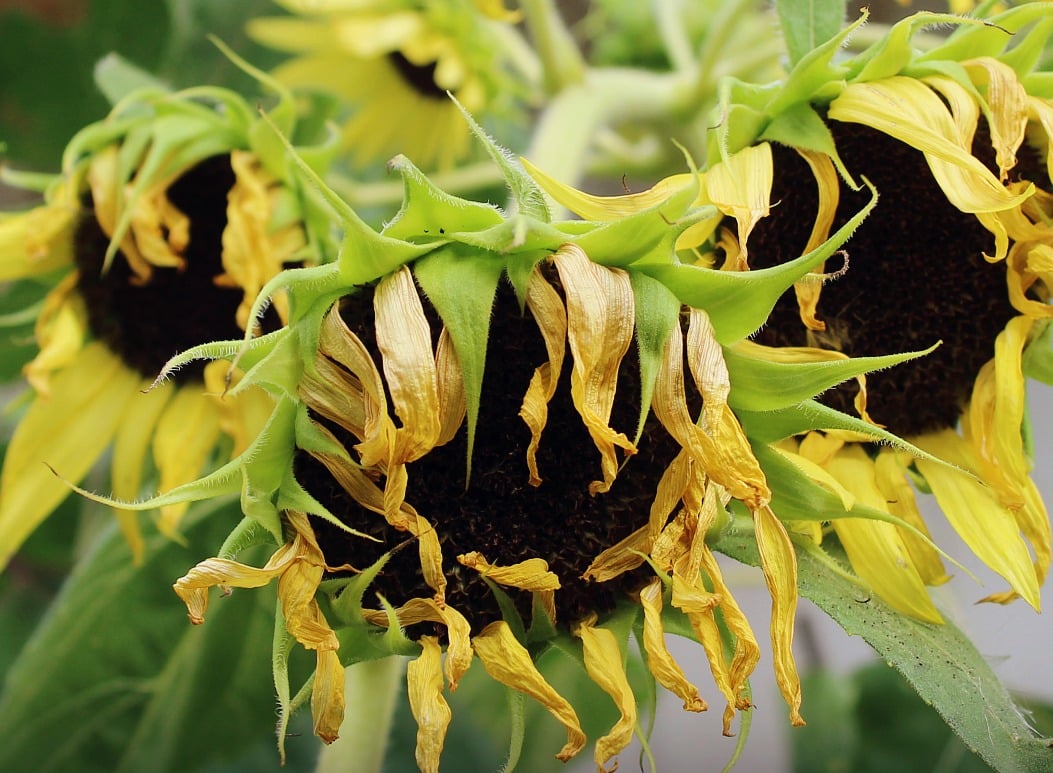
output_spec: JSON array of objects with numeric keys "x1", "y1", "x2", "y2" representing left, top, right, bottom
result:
[
  {"x1": 247, "y1": 0, "x2": 526, "y2": 171},
  {"x1": 135, "y1": 119, "x2": 932, "y2": 770},
  {"x1": 0, "y1": 75, "x2": 335, "y2": 569},
  {"x1": 633, "y1": 6, "x2": 1053, "y2": 621}
]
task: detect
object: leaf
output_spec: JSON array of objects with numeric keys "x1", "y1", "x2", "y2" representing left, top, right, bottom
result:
[
  {"x1": 775, "y1": 0, "x2": 847, "y2": 68},
  {"x1": 0, "y1": 496, "x2": 317, "y2": 772},
  {"x1": 715, "y1": 520, "x2": 1053, "y2": 773}
]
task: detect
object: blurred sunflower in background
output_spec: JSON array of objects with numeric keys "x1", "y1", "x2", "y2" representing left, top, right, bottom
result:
[
  {"x1": 0, "y1": 73, "x2": 335, "y2": 568},
  {"x1": 683, "y1": 6, "x2": 1053, "y2": 621},
  {"x1": 248, "y1": 0, "x2": 529, "y2": 171}
]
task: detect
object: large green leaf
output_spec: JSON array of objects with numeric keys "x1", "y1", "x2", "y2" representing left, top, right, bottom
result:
[
  {"x1": 0, "y1": 497, "x2": 316, "y2": 773},
  {"x1": 715, "y1": 519, "x2": 1053, "y2": 773}
]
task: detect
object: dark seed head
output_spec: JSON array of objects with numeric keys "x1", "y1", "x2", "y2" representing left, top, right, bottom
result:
[
  {"x1": 743, "y1": 121, "x2": 1023, "y2": 436},
  {"x1": 388, "y1": 52, "x2": 447, "y2": 100},
  {"x1": 296, "y1": 270, "x2": 686, "y2": 633},
  {"x1": 72, "y1": 154, "x2": 279, "y2": 382}
]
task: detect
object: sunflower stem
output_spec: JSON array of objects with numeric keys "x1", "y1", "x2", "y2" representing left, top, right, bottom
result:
[
  {"x1": 313, "y1": 657, "x2": 406, "y2": 773},
  {"x1": 523, "y1": 67, "x2": 686, "y2": 213},
  {"x1": 518, "y1": 0, "x2": 586, "y2": 94}
]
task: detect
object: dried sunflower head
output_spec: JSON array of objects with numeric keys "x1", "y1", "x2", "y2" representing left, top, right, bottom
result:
[
  {"x1": 105, "y1": 114, "x2": 939, "y2": 770},
  {"x1": 0, "y1": 54, "x2": 338, "y2": 567},
  {"x1": 588, "y1": 6, "x2": 1053, "y2": 621}
]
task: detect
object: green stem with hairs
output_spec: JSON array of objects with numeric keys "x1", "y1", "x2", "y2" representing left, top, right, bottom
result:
[
  {"x1": 518, "y1": 0, "x2": 586, "y2": 93},
  {"x1": 313, "y1": 657, "x2": 406, "y2": 773}
]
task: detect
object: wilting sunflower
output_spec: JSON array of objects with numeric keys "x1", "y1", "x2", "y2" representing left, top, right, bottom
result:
[
  {"x1": 0, "y1": 72, "x2": 336, "y2": 568},
  {"x1": 247, "y1": 0, "x2": 526, "y2": 171},
  {"x1": 612, "y1": 6, "x2": 1053, "y2": 622},
  {"x1": 121, "y1": 120, "x2": 932, "y2": 770}
]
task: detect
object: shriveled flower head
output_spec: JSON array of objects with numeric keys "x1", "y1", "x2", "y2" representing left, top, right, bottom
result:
[
  {"x1": 248, "y1": 0, "x2": 526, "y2": 170},
  {"x1": 124, "y1": 115, "x2": 934, "y2": 770},
  {"x1": 618, "y1": 6, "x2": 1053, "y2": 622},
  {"x1": 0, "y1": 56, "x2": 337, "y2": 568}
]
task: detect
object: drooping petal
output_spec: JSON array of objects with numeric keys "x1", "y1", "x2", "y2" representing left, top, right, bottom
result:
[
  {"x1": 313, "y1": 648, "x2": 346, "y2": 744},
  {"x1": 790, "y1": 149, "x2": 840, "y2": 331},
  {"x1": 24, "y1": 273, "x2": 86, "y2": 395},
  {"x1": 111, "y1": 378, "x2": 175, "y2": 563},
  {"x1": 0, "y1": 202, "x2": 73, "y2": 281},
  {"x1": 962, "y1": 57, "x2": 1028, "y2": 182},
  {"x1": 915, "y1": 430, "x2": 1042, "y2": 610},
  {"x1": 519, "y1": 264, "x2": 567, "y2": 486},
  {"x1": 552, "y1": 244, "x2": 637, "y2": 494},
  {"x1": 407, "y1": 636, "x2": 452, "y2": 773},
  {"x1": 152, "y1": 385, "x2": 223, "y2": 538},
  {"x1": 472, "y1": 620, "x2": 586, "y2": 762},
  {"x1": 577, "y1": 619, "x2": 637, "y2": 773},
  {"x1": 828, "y1": 78, "x2": 1033, "y2": 214},
  {"x1": 0, "y1": 343, "x2": 141, "y2": 570},
  {"x1": 823, "y1": 445, "x2": 943, "y2": 623},
  {"x1": 703, "y1": 143, "x2": 773, "y2": 269},
  {"x1": 639, "y1": 579, "x2": 705, "y2": 712}
]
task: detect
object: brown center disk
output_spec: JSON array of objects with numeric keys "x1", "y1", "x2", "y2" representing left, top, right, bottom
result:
[
  {"x1": 72, "y1": 154, "x2": 278, "y2": 382},
  {"x1": 296, "y1": 270, "x2": 688, "y2": 633},
  {"x1": 744, "y1": 121, "x2": 1028, "y2": 436}
]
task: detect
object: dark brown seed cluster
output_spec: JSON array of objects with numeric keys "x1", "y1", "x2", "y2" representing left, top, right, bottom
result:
[
  {"x1": 73, "y1": 154, "x2": 275, "y2": 382},
  {"x1": 742, "y1": 121, "x2": 1026, "y2": 436},
  {"x1": 296, "y1": 270, "x2": 687, "y2": 632},
  {"x1": 388, "y1": 52, "x2": 447, "y2": 100}
]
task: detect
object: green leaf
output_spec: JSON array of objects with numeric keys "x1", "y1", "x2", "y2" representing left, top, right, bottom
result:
[
  {"x1": 715, "y1": 521, "x2": 1053, "y2": 773},
  {"x1": 775, "y1": 0, "x2": 847, "y2": 67},
  {"x1": 0, "y1": 497, "x2": 317, "y2": 772}
]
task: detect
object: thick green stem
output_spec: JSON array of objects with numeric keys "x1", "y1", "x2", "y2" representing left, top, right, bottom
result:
[
  {"x1": 313, "y1": 657, "x2": 405, "y2": 773},
  {"x1": 523, "y1": 68, "x2": 689, "y2": 213},
  {"x1": 518, "y1": 0, "x2": 586, "y2": 93}
]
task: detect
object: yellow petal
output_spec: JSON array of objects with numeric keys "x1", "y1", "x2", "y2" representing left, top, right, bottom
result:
[
  {"x1": 825, "y1": 446, "x2": 943, "y2": 623},
  {"x1": 752, "y1": 505, "x2": 804, "y2": 726},
  {"x1": 0, "y1": 343, "x2": 140, "y2": 570},
  {"x1": 704, "y1": 143, "x2": 773, "y2": 269},
  {"x1": 914, "y1": 430, "x2": 1042, "y2": 610},
  {"x1": 435, "y1": 328, "x2": 467, "y2": 446},
  {"x1": 652, "y1": 321, "x2": 771, "y2": 509},
  {"x1": 218, "y1": 150, "x2": 305, "y2": 329},
  {"x1": 791, "y1": 150, "x2": 840, "y2": 331},
  {"x1": 639, "y1": 579, "x2": 705, "y2": 712},
  {"x1": 203, "y1": 361, "x2": 274, "y2": 456},
  {"x1": 0, "y1": 202, "x2": 73, "y2": 281},
  {"x1": 551, "y1": 245, "x2": 637, "y2": 494},
  {"x1": 473, "y1": 620, "x2": 586, "y2": 762},
  {"x1": 962, "y1": 57, "x2": 1028, "y2": 182},
  {"x1": 24, "y1": 273, "x2": 86, "y2": 395},
  {"x1": 111, "y1": 379, "x2": 175, "y2": 563},
  {"x1": 873, "y1": 449, "x2": 949, "y2": 586},
  {"x1": 829, "y1": 78, "x2": 1033, "y2": 214},
  {"x1": 313, "y1": 648, "x2": 346, "y2": 744},
  {"x1": 407, "y1": 636, "x2": 452, "y2": 773},
  {"x1": 172, "y1": 541, "x2": 297, "y2": 624},
  {"x1": 457, "y1": 551, "x2": 561, "y2": 592},
  {"x1": 519, "y1": 265, "x2": 567, "y2": 486},
  {"x1": 577, "y1": 620, "x2": 637, "y2": 773},
  {"x1": 521, "y1": 156, "x2": 696, "y2": 220},
  {"x1": 152, "y1": 386, "x2": 222, "y2": 538}
]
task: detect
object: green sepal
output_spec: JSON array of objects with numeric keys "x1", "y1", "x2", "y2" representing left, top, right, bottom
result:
[
  {"x1": 642, "y1": 179, "x2": 876, "y2": 344},
  {"x1": 383, "y1": 154, "x2": 505, "y2": 242},
  {"x1": 724, "y1": 342, "x2": 939, "y2": 412},
  {"x1": 450, "y1": 94, "x2": 550, "y2": 223},
  {"x1": 629, "y1": 272, "x2": 682, "y2": 444},
  {"x1": 412, "y1": 244, "x2": 503, "y2": 481},
  {"x1": 758, "y1": 102, "x2": 857, "y2": 186},
  {"x1": 1023, "y1": 320, "x2": 1053, "y2": 386},
  {"x1": 329, "y1": 552, "x2": 392, "y2": 626},
  {"x1": 484, "y1": 576, "x2": 530, "y2": 646},
  {"x1": 216, "y1": 516, "x2": 273, "y2": 560},
  {"x1": 919, "y1": 4, "x2": 1053, "y2": 67},
  {"x1": 569, "y1": 181, "x2": 704, "y2": 269},
  {"x1": 273, "y1": 604, "x2": 298, "y2": 764},
  {"x1": 848, "y1": 12, "x2": 976, "y2": 84},
  {"x1": 94, "y1": 52, "x2": 169, "y2": 106},
  {"x1": 526, "y1": 592, "x2": 558, "y2": 644}
]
